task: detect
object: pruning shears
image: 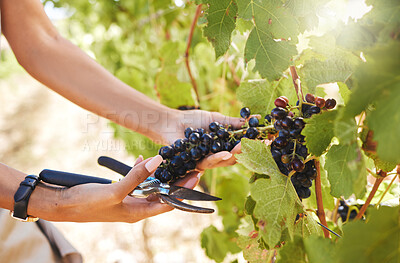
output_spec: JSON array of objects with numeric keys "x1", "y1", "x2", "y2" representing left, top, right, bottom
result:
[{"x1": 39, "y1": 156, "x2": 221, "y2": 213}]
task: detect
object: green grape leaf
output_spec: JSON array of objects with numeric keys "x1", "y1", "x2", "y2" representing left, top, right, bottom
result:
[
  {"x1": 276, "y1": 236, "x2": 306, "y2": 263},
  {"x1": 156, "y1": 72, "x2": 197, "y2": 108},
  {"x1": 334, "y1": 108, "x2": 358, "y2": 145},
  {"x1": 236, "y1": 80, "x2": 276, "y2": 117},
  {"x1": 367, "y1": 84, "x2": 400, "y2": 163},
  {"x1": 201, "y1": 225, "x2": 241, "y2": 263},
  {"x1": 236, "y1": 138, "x2": 282, "y2": 177},
  {"x1": 293, "y1": 213, "x2": 323, "y2": 238},
  {"x1": 238, "y1": 0, "x2": 299, "y2": 80},
  {"x1": 343, "y1": 42, "x2": 400, "y2": 118},
  {"x1": 215, "y1": 173, "x2": 250, "y2": 233},
  {"x1": 237, "y1": 78, "x2": 297, "y2": 118},
  {"x1": 337, "y1": 82, "x2": 350, "y2": 104},
  {"x1": 237, "y1": 232, "x2": 273, "y2": 263},
  {"x1": 302, "y1": 110, "x2": 338, "y2": 156},
  {"x1": 337, "y1": 206, "x2": 400, "y2": 263},
  {"x1": 324, "y1": 143, "x2": 367, "y2": 198},
  {"x1": 301, "y1": 57, "x2": 354, "y2": 91},
  {"x1": 250, "y1": 177, "x2": 301, "y2": 249},
  {"x1": 303, "y1": 236, "x2": 336, "y2": 263},
  {"x1": 236, "y1": 139, "x2": 303, "y2": 248},
  {"x1": 336, "y1": 21, "x2": 376, "y2": 51},
  {"x1": 245, "y1": 29, "x2": 297, "y2": 80},
  {"x1": 203, "y1": 0, "x2": 238, "y2": 58}
]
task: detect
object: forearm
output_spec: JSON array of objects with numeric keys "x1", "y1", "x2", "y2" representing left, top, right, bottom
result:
[
  {"x1": 0, "y1": 162, "x2": 63, "y2": 220},
  {"x1": 1, "y1": 0, "x2": 179, "y2": 144}
]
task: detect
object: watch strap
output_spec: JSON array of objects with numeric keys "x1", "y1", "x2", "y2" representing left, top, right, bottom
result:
[{"x1": 12, "y1": 175, "x2": 40, "y2": 221}]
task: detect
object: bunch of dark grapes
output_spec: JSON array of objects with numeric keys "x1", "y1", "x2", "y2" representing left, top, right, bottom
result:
[
  {"x1": 337, "y1": 200, "x2": 357, "y2": 222},
  {"x1": 154, "y1": 93, "x2": 336, "y2": 201},
  {"x1": 269, "y1": 94, "x2": 336, "y2": 199},
  {"x1": 154, "y1": 123, "x2": 242, "y2": 183}
]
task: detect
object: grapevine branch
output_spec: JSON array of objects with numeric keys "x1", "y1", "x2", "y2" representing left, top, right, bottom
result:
[
  {"x1": 289, "y1": 66, "x2": 304, "y2": 102},
  {"x1": 185, "y1": 4, "x2": 202, "y2": 103},
  {"x1": 314, "y1": 159, "x2": 330, "y2": 238},
  {"x1": 355, "y1": 170, "x2": 386, "y2": 220}
]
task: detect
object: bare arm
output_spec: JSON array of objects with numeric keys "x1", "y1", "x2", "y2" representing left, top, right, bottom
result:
[{"x1": 1, "y1": 0, "x2": 179, "y2": 144}]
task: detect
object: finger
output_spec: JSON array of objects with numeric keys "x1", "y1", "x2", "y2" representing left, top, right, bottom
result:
[
  {"x1": 211, "y1": 112, "x2": 243, "y2": 130},
  {"x1": 146, "y1": 171, "x2": 202, "y2": 202},
  {"x1": 134, "y1": 155, "x2": 144, "y2": 166},
  {"x1": 196, "y1": 151, "x2": 232, "y2": 170},
  {"x1": 114, "y1": 155, "x2": 163, "y2": 199}
]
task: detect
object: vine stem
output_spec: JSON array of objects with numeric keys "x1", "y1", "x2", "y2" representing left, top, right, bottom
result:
[
  {"x1": 314, "y1": 159, "x2": 330, "y2": 238},
  {"x1": 185, "y1": 4, "x2": 202, "y2": 103},
  {"x1": 289, "y1": 66, "x2": 304, "y2": 103},
  {"x1": 355, "y1": 170, "x2": 386, "y2": 220}
]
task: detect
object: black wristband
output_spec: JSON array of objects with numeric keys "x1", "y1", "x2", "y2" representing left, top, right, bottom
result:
[{"x1": 12, "y1": 175, "x2": 40, "y2": 221}]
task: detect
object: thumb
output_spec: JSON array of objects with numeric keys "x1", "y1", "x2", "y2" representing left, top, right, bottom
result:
[{"x1": 113, "y1": 155, "x2": 163, "y2": 199}]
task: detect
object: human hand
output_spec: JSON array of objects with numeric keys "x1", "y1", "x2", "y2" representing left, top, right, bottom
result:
[{"x1": 36, "y1": 155, "x2": 201, "y2": 223}]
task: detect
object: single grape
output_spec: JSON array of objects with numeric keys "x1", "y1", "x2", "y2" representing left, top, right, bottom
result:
[
  {"x1": 224, "y1": 141, "x2": 234, "y2": 151},
  {"x1": 189, "y1": 132, "x2": 201, "y2": 144},
  {"x1": 211, "y1": 141, "x2": 223, "y2": 153},
  {"x1": 301, "y1": 103, "x2": 312, "y2": 113},
  {"x1": 289, "y1": 128, "x2": 302, "y2": 138},
  {"x1": 190, "y1": 147, "x2": 202, "y2": 160},
  {"x1": 160, "y1": 169, "x2": 173, "y2": 183},
  {"x1": 300, "y1": 178, "x2": 312, "y2": 188},
  {"x1": 265, "y1": 114, "x2": 272, "y2": 124},
  {"x1": 325, "y1": 98, "x2": 336, "y2": 109},
  {"x1": 296, "y1": 144, "x2": 308, "y2": 159},
  {"x1": 293, "y1": 117, "x2": 305, "y2": 129},
  {"x1": 274, "y1": 136, "x2": 288, "y2": 149},
  {"x1": 154, "y1": 167, "x2": 164, "y2": 179},
  {"x1": 217, "y1": 129, "x2": 229, "y2": 140},
  {"x1": 240, "y1": 107, "x2": 251, "y2": 119},
  {"x1": 201, "y1": 133, "x2": 213, "y2": 145},
  {"x1": 184, "y1": 160, "x2": 197, "y2": 171},
  {"x1": 274, "y1": 119, "x2": 283, "y2": 131},
  {"x1": 271, "y1": 107, "x2": 288, "y2": 120},
  {"x1": 281, "y1": 116, "x2": 294, "y2": 130},
  {"x1": 271, "y1": 149, "x2": 281, "y2": 161},
  {"x1": 159, "y1": 146, "x2": 175, "y2": 159},
  {"x1": 308, "y1": 106, "x2": 321, "y2": 115},
  {"x1": 198, "y1": 144, "x2": 210, "y2": 156},
  {"x1": 184, "y1": 127, "x2": 194, "y2": 139},
  {"x1": 175, "y1": 166, "x2": 187, "y2": 177},
  {"x1": 315, "y1": 97, "x2": 325, "y2": 108},
  {"x1": 279, "y1": 96, "x2": 289, "y2": 104},
  {"x1": 245, "y1": 127, "x2": 259, "y2": 139},
  {"x1": 179, "y1": 151, "x2": 191, "y2": 163},
  {"x1": 291, "y1": 158, "x2": 305, "y2": 172},
  {"x1": 279, "y1": 129, "x2": 290, "y2": 138},
  {"x1": 173, "y1": 139, "x2": 187, "y2": 152},
  {"x1": 209, "y1": 122, "x2": 220, "y2": 132},
  {"x1": 296, "y1": 186, "x2": 311, "y2": 199},
  {"x1": 248, "y1": 117, "x2": 259, "y2": 127},
  {"x1": 195, "y1": 128, "x2": 205, "y2": 136},
  {"x1": 209, "y1": 132, "x2": 217, "y2": 138},
  {"x1": 274, "y1": 97, "x2": 287, "y2": 108},
  {"x1": 281, "y1": 154, "x2": 291, "y2": 164},
  {"x1": 170, "y1": 155, "x2": 184, "y2": 168},
  {"x1": 305, "y1": 93, "x2": 315, "y2": 103}
]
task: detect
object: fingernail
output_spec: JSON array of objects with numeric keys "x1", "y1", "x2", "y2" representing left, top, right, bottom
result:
[
  {"x1": 222, "y1": 152, "x2": 232, "y2": 160},
  {"x1": 145, "y1": 155, "x2": 163, "y2": 172}
]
